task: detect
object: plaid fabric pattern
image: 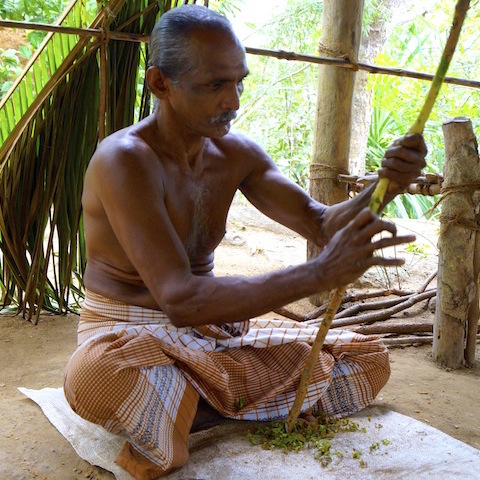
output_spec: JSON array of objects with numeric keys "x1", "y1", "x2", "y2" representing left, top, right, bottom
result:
[{"x1": 64, "y1": 290, "x2": 390, "y2": 479}]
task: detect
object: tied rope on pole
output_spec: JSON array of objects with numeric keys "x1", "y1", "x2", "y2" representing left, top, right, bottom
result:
[{"x1": 285, "y1": 0, "x2": 471, "y2": 434}]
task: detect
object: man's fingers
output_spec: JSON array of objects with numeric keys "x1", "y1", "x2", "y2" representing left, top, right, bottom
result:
[
  {"x1": 372, "y1": 234, "x2": 416, "y2": 251},
  {"x1": 367, "y1": 257, "x2": 406, "y2": 268},
  {"x1": 352, "y1": 207, "x2": 377, "y2": 229},
  {"x1": 380, "y1": 154, "x2": 424, "y2": 172},
  {"x1": 398, "y1": 133, "x2": 428, "y2": 155},
  {"x1": 383, "y1": 151, "x2": 426, "y2": 177},
  {"x1": 349, "y1": 208, "x2": 397, "y2": 233},
  {"x1": 354, "y1": 214, "x2": 398, "y2": 242}
]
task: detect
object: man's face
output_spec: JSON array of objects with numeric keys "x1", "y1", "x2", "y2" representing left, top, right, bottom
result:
[{"x1": 168, "y1": 29, "x2": 249, "y2": 138}]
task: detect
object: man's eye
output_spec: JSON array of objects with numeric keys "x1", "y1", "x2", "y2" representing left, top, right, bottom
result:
[{"x1": 211, "y1": 82, "x2": 222, "y2": 91}]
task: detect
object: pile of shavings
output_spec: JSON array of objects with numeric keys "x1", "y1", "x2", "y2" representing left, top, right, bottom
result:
[{"x1": 247, "y1": 413, "x2": 368, "y2": 467}]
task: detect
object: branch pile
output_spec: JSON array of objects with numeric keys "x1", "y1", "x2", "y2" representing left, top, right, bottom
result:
[{"x1": 275, "y1": 272, "x2": 480, "y2": 347}]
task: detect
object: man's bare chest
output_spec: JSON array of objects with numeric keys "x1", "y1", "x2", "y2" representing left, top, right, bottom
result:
[{"x1": 165, "y1": 177, "x2": 237, "y2": 258}]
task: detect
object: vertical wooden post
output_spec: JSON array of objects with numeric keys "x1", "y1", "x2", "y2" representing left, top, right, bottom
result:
[
  {"x1": 98, "y1": 37, "x2": 108, "y2": 141},
  {"x1": 433, "y1": 117, "x2": 480, "y2": 368},
  {"x1": 307, "y1": 0, "x2": 364, "y2": 305}
]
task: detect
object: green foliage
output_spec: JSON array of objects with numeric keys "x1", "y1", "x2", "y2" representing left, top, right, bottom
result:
[
  {"x1": 0, "y1": 0, "x2": 98, "y2": 103},
  {"x1": 0, "y1": 47, "x2": 31, "y2": 96},
  {"x1": 0, "y1": 0, "x2": 160, "y2": 319},
  {"x1": 248, "y1": 413, "x2": 364, "y2": 466},
  {"x1": 1, "y1": 0, "x2": 70, "y2": 21},
  {"x1": 362, "y1": 0, "x2": 393, "y2": 38},
  {"x1": 247, "y1": 411, "x2": 391, "y2": 467},
  {"x1": 368, "y1": 1, "x2": 480, "y2": 218},
  {"x1": 234, "y1": 0, "x2": 322, "y2": 189},
  {"x1": 1, "y1": 0, "x2": 72, "y2": 48},
  {"x1": 234, "y1": 1, "x2": 480, "y2": 219},
  {"x1": 210, "y1": 0, "x2": 241, "y2": 17}
]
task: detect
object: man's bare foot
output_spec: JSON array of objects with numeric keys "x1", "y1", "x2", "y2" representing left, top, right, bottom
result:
[
  {"x1": 190, "y1": 398, "x2": 230, "y2": 433},
  {"x1": 299, "y1": 409, "x2": 317, "y2": 423}
]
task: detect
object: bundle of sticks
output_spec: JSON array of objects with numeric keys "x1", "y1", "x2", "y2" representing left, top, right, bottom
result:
[{"x1": 274, "y1": 269, "x2": 480, "y2": 348}]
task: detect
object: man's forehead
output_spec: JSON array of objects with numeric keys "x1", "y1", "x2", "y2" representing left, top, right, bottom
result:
[
  {"x1": 189, "y1": 30, "x2": 248, "y2": 78},
  {"x1": 204, "y1": 57, "x2": 249, "y2": 78}
]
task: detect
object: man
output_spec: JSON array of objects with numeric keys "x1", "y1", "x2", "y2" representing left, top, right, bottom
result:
[{"x1": 64, "y1": 4, "x2": 427, "y2": 479}]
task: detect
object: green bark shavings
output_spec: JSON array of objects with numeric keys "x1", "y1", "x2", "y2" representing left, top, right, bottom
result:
[{"x1": 248, "y1": 413, "x2": 367, "y2": 466}]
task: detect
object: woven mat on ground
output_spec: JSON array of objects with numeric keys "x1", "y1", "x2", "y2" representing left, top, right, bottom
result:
[{"x1": 19, "y1": 387, "x2": 480, "y2": 480}]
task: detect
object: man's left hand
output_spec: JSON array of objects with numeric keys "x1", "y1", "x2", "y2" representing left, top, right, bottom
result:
[{"x1": 378, "y1": 133, "x2": 427, "y2": 196}]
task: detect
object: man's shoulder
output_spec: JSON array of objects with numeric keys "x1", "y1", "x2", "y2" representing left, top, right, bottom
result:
[
  {"x1": 97, "y1": 126, "x2": 151, "y2": 159},
  {"x1": 84, "y1": 125, "x2": 165, "y2": 201},
  {"x1": 213, "y1": 130, "x2": 268, "y2": 159},
  {"x1": 89, "y1": 125, "x2": 155, "y2": 176}
]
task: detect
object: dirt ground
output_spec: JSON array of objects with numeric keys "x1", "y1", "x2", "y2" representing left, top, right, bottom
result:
[
  {"x1": 0, "y1": 26, "x2": 28, "y2": 49},
  {"x1": 1, "y1": 202, "x2": 479, "y2": 480}
]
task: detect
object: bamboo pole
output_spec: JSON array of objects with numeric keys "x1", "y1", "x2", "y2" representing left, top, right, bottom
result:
[
  {"x1": 98, "y1": 26, "x2": 108, "y2": 141},
  {"x1": 285, "y1": 0, "x2": 470, "y2": 433},
  {"x1": 307, "y1": 0, "x2": 365, "y2": 307},
  {"x1": 285, "y1": 285, "x2": 347, "y2": 433},
  {"x1": 0, "y1": 20, "x2": 149, "y2": 42},
  {"x1": 2, "y1": 20, "x2": 480, "y2": 91},
  {"x1": 433, "y1": 117, "x2": 480, "y2": 368},
  {"x1": 244, "y1": 47, "x2": 480, "y2": 91}
]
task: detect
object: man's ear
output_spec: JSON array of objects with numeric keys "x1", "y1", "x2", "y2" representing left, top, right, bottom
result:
[{"x1": 146, "y1": 66, "x2": 174, "y2": 99}]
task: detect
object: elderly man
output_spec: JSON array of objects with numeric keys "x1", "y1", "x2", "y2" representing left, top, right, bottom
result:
[{"x1": 64, "y1": 4, "x2": 426, "y2": 479}]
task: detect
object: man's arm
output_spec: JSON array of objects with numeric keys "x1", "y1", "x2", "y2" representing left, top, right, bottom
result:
[
  {"x1": 239, "y1": 134, "x2": 427, "y2": 246},
  {"x1": 91, "y1": 140, "x2": 415, "y2": 328}
]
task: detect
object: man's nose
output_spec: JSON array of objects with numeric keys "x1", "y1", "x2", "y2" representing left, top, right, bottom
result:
[{"x1": 222, "y1": 83, "x2": 241, "y2": 111}]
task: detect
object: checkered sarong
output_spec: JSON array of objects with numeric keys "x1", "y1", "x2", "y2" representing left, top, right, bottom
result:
[{"x1": 64, "y1": 290, "x2": 390, "y2": 478}]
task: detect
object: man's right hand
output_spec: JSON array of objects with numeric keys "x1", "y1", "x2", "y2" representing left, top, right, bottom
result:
[{"x1": 315, "y1": 208, "x2": 415, "y2": 291}]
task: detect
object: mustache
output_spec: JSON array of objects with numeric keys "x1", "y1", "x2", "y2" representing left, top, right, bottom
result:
[{"x1": 209, "y1": 111, "x2": 237, "y2": 125}]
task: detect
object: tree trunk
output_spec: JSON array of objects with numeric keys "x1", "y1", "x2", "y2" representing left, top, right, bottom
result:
[
  {"x1": 308, "y1": 0, "x2": 364, "y2": 305},
  {"x1": 349, "y1": 0, "x2": 404, "y2": 175},
  {"x1": 433, "y1": 117, "x2": 480, "y2": 368}
]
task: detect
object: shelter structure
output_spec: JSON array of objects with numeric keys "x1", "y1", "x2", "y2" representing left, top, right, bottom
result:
[{"x1": 0, "y1": 0, "x2": 478, "y2": 367}]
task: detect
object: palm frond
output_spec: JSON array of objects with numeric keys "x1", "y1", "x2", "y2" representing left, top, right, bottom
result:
[{"x1": 0, "y1": 0, "x2": 169, "y2": 321}]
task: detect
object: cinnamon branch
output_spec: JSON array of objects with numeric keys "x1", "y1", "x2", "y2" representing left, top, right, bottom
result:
[
  {"x1": 328, "y1": 290, "x2": 436, "y2": 328},
  {"x1": 303, "y1": 288, "x2": 414, "y2": 322}
]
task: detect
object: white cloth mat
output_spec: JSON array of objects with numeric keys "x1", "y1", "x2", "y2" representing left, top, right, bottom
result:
[{"x1": 19, "y1": 387, "x2": 480, "y2": 480}]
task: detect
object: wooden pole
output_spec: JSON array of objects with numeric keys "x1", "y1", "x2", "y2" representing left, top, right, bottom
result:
[
  {"x1": 307, "y1": 0, "x2": 365, "y2": 305},
  {"x1": 98, "y1": 32, "x2": 108, "y2": 142},
  {"x1": 433, "y1": 117, "x2": 480, "y2": 368},
  {"x1": 2, "y1": 21, "x2": 480, "y2": 89}
]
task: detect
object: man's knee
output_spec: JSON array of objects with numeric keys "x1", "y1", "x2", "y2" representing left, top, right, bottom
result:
[{"x1": 64, "y1": 334, "x2": 134, "y2": 423}]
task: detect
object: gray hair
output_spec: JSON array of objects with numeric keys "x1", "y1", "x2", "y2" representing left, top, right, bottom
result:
[{"x1": 149, "y1": 4, "x2": 236, "y2": 84}]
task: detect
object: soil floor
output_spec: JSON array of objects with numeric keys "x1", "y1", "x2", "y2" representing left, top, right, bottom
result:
[{"x1": 1, "y1": 202, "x2": 479, "y2": 479}]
